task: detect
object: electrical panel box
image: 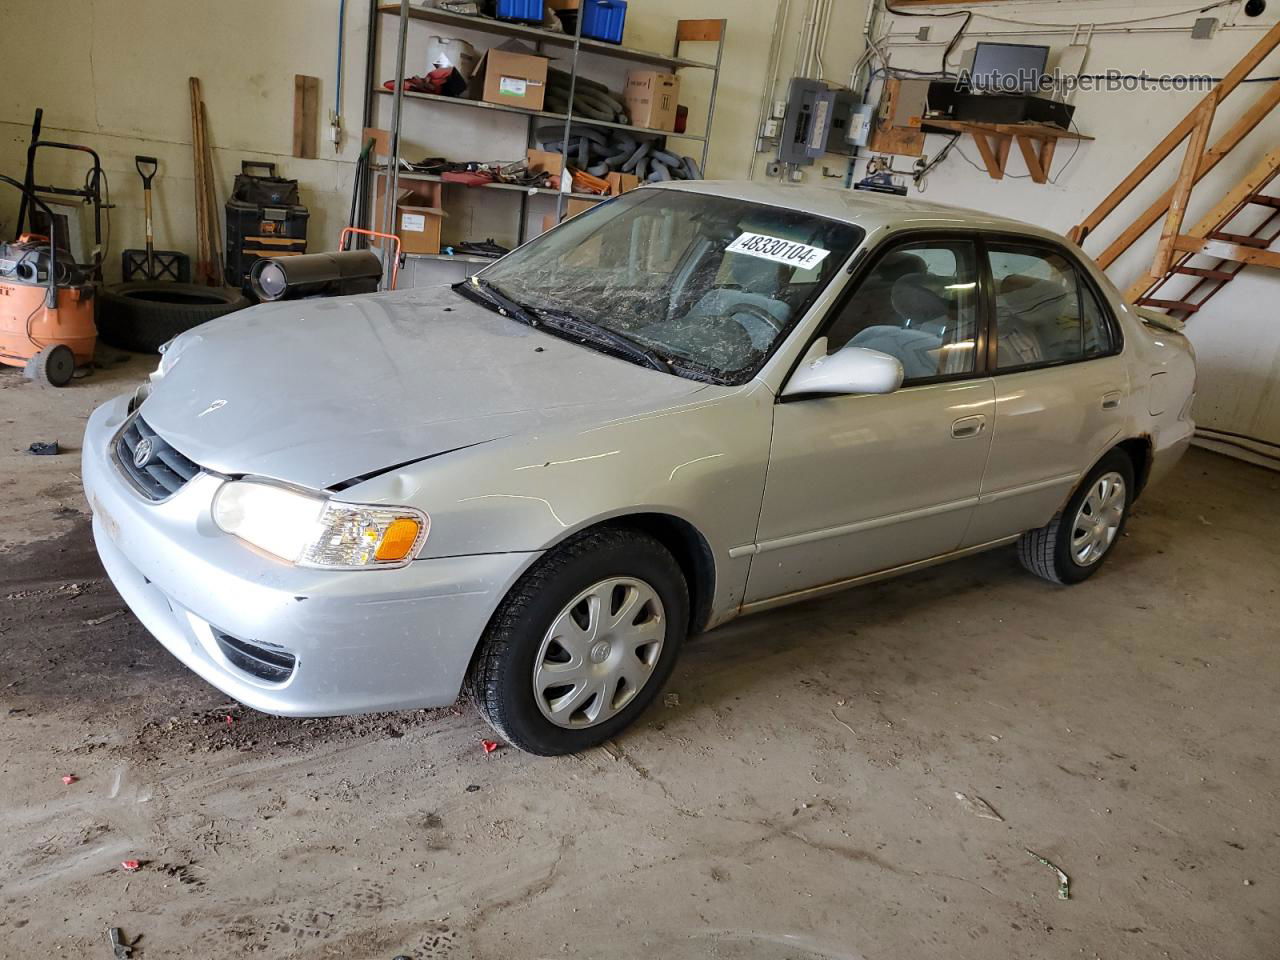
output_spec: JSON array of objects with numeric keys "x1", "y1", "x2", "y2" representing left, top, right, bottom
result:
[
  {"x1": 778, "y1": 78, "x2": 837, "y2": 165},
  {"x1": 823, "y1": 89, "x2": 864, "y2": 154}
]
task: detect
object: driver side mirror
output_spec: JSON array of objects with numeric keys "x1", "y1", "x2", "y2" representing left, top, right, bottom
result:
[{"x1": 781, "y1": 339, "x2": 904, "y2": 398}]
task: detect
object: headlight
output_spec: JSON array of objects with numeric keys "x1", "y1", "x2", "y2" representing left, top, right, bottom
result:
[{"x1": 211, "y1": 480, "x2": 429, "y2": 569}]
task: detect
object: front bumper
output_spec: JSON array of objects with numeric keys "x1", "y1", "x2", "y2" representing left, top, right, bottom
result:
[{"x1": 82, "y1": 393, "x2": 539, "y2": 716}]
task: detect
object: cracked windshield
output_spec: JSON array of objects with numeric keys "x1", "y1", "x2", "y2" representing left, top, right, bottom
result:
[{"x1": 474, "y1": 190, "x2": 864, "y2": 382}]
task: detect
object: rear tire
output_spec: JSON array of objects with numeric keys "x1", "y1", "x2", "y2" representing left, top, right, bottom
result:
[
  {"x1": 1019, "y1": 450, "x2": 1135, "y2": 584},
  {"x1": 96, "y1": 282, "x2": 250, "y2": 353},
  {"x1": 25, "y1": 344, "x2": 75, "y2": 387},
  {"x1": 470, "y1": 527, "x2": 689, "y2": 756}
]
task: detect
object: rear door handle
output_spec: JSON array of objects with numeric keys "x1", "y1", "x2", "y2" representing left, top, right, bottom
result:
[
  {"x1": 1101, "y1": 391, "x2": 1122, "y2": 410},
  {"x1": 952, "y1": 414, "x2": 987, "y2": 438}
]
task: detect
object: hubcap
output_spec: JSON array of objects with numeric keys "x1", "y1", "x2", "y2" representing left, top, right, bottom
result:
[
  {"x1": 1071, "y1": 471, "x2": 1126, "y2": 566},
  {"x1": 533, "y1": 577, "x2": 666, "y2": 729}
]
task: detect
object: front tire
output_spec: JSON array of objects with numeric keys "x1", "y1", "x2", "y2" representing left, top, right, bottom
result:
[
  {"x1": 1018, "y1": 450, "x2": 1135, "y2": 585},
  {"x1": 470, "y1": 527, "x2": 689, "y2": 756}
]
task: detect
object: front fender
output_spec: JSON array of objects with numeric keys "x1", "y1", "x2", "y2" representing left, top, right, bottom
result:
[{"x1": 344, "y1": 381, "x2": 776, "y2": 622}]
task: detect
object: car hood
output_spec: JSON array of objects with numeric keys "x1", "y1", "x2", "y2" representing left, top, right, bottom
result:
[{"x1": 140, "y1": 286, "x2": 709, "y2": 490}]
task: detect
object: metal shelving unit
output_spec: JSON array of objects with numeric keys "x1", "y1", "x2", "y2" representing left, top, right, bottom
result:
[{"x1": 361, "y1": 0, "x2": 726, "y2": 277}]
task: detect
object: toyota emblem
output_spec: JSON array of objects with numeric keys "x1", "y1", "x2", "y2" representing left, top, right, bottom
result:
[{"x1": 133, "y1": 437, "x2": 154, "y2": 469}]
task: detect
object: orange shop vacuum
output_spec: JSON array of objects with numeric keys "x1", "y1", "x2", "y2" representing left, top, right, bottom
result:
[{"x1": 0, "y1": 174, "x2": 96, "y2": 386}]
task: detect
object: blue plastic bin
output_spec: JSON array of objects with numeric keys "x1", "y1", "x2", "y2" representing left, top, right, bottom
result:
[
  {"x1": 496, "y1": 0, "x2": 544, "y2": 23},
  {"x1": 582, "y1": 0, "x2": 627, "y2": 44}
]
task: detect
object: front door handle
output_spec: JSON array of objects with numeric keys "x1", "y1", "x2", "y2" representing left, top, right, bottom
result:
[
  {"x1": 952, "y1": 414, "x2": 987, "y2": 438},
  {"x1": 1101, "y1": 391, "x2": 1122, "y2": 410}
]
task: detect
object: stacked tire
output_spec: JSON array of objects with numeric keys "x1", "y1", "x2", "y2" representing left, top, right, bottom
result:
[{"x1": 96, "y1": 282, "x2": 250, "y2": 354}]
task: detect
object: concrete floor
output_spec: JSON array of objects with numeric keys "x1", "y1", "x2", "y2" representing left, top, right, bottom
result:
[{"x1": 2, "y1": 357, "x2": 1278, "y2": 960}]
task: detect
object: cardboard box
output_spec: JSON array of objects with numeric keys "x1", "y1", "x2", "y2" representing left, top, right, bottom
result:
[
  {"x1": 395, "y1": 184, "x2": 446, "y2": 255},
  {"x1": 625, "y1": 70, "x2": 680, "y2": 131},
  {"x1": 526, "y1": 148, "x2": 565, "y2": 178},
  {"x1": 565, "y1": 197, "x2": 602, "y2": 219},
  {"x1": 472, "y1": 41, "x2": 548, "y2": 111},
  {"x1": 606, "y1": 172, "x2": 639, "y2": 196}
]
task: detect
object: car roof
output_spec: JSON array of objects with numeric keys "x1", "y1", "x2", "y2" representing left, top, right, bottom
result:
[{"x1": 651, "y1": 179, "x2": 1068, "y2": 246}]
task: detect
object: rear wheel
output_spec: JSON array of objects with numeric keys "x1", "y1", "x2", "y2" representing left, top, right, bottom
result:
[
  {"x1": 1019, "y1": 450, "x2": 1135, "y2": 584},
  {"x1": 470, "y1": 527, "x2": 689, "y2": 755},
  {"x1": 25, "y1": 344, "x2": 76, "y2": 387}
]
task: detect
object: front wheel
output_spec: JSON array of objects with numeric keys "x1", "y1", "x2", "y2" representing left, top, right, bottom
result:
[
  {"x1": 469, "y1": 527, "x2": 689, "y2": 756},
  {"x1": 1018, "y1": 451, "x2": 1135, "y2": 585}
]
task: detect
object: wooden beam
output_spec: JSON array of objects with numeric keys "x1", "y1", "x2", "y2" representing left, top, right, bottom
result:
[
  {"x1": 1016, "y1": 135, "x2": 1048, "y2": 183},
  {"x1": 1173, "y1": 234, "x2": 1280, "y2": 268},
  {"x1": 1125, "y1": 272, "x2": 1161, "y2": 302},
  {"x1": 1072, "y1": 19, "x2": 1280, "y2": 242},
  {"x1": 1152, "y1": 95, "x2": 1217, "y2": 277},
  {"x1": 1185, "y1": 145, "x2": 1280, "y2": 238},
  {"x1": 1095, "y1": 79, "x2": 1280, "y2": 268},
  {"x1": 970, "y1": 131, "x2": 1007, "y2": 179}
]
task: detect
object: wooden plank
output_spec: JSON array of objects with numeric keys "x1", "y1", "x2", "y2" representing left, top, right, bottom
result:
[
  {"x1": 1072, "y1": 19, "x2": 1280, "y2": 241},
  {"x1": 198, "y1": 96, "x2": 223, "y2": 274},
  {"x1": 1249, "y1": 194, "x2": 1280, "y2": 208},
  {"x1": 675, "y1": 18, "x2": 723, "y2": 42},
  {"x1": 1016, "y1": 135, "x2": 1047, "y2": 183},
  {"x1": 1095, "y1": 79, "x2": 1280, "y2": 268},
  {"x1": 970, "y1": 131, "x2": 1005, "y2": 180},
  {"x1": 921, "y1": 118, "x2": 1092, "y2": 141},
  {"x1": 995, "y1": 133, "x2": 1012, "y2": 174},
  {"x1": 868, "y1": 77, "x2": 926, "y2": 157},
  {"x1": 1185, "y1": 145, "x2": 1280, "y2": 238},
  {"x1": 189, "y1": 77, "x2": 212, "y2": 285},
  {"x1": 1152, "y1": 95, "x2": 1216, "y2": 277},
  {"x1": 1125, "y1": 272, "x2": 1161, "y2": 302},
  {"x1": 294, "y1": 74, "x2": 320, "y2": 159},
  {"x1": 1038, "y1": 138, "x2": 1058, "y2": 177},
  {"x1": 1173, "y1": 234, "x2": 1280, "y2": 268}
]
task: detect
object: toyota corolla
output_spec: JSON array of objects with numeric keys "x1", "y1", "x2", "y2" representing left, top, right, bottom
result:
[{"x1": 82, "y1": 182, "x2": 1195, "y2": 755}]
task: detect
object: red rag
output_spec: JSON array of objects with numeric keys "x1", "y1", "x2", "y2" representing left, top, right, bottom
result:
[{"x1": 482, "y1": 740, "x2": 500, "y2": 754}]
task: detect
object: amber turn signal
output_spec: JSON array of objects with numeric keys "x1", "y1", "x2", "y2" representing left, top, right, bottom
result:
[{"x1": 375, "y1": 517, "x2": 423, "y2": 563}]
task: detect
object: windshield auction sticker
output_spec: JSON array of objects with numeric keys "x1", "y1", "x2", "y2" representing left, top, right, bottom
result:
[{"x1": 727, "y1": 232, "x2": 831, "y2": 269}]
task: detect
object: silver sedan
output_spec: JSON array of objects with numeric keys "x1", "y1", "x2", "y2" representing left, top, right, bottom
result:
[{"x1": 82, "y1": 182, "x2": 1196, "y2": 755}]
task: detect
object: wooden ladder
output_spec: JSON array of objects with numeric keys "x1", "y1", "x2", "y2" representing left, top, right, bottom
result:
[
  {"x1": 1128, "y1": 147, "x2": 1280, "y2": 318},
  {"x1": 1068, "y1": 21, "x2": 1280, "y2": 317}
]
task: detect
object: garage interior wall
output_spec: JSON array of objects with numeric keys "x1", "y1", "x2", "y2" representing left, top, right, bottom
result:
[
  {"x1": 0, "y1": 0, "x2": 1277, "y2": 462},
  {"x1": 858, "y1": 0, "x2": 1280, "y2": 467}
]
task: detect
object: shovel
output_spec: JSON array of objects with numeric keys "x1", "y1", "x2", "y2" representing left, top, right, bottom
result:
[{"x1": 121, "y1": 155, "x2": 190, "y2": 282}]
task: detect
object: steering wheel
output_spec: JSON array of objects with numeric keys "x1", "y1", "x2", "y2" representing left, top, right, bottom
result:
[{"x1": 725, "y1": 301, "x2": 785, "y2": 334}]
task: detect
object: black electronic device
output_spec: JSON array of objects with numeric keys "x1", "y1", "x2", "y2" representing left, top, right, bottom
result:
[
  {"x1": 953, "y1": 93, "x2": 1074, "y2": 129},
  {"x1": 969, "y1": 42, "x2": 1050, "y2": 94}
]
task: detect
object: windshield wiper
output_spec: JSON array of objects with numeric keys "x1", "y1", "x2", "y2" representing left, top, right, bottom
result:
[
  {"x1": 532, "y1": 309, "x2": 672, "y2": 374},
  {"x1": 452, "y1": 277, "x2": 540, "y2": 328}
]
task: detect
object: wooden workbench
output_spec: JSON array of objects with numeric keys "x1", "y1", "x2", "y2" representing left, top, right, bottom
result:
[{"x1": 921, "y1": 119, "x2": 1094, "y2": 184}]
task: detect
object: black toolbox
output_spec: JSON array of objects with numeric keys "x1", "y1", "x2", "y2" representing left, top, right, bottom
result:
[{"x1": 224, "y1": 161, "x2": 309, "y2": 291}]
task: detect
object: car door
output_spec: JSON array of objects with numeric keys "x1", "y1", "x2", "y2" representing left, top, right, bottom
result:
[
  {"x1": 745, "y1": 235, "x2": 997, "y2": 606},
  {"x1": 962, "y1": 237, "x2": 1129, "y2": 546}
]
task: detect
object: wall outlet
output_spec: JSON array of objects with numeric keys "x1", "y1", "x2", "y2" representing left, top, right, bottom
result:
[
  {"x1": 772, "y1": 99, "x2": 787, "y2": 120},
  {"x1": 762, "y1": 118, "x2": 780, "y2": 138},
  {"x1": 789, "y1": 167, "x2": 805, "y2": 182}
]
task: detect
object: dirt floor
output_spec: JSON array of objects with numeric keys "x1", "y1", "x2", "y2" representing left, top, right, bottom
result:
[{"x1": 1, "y1": 356, "x2": 1278, "y2": 960}]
